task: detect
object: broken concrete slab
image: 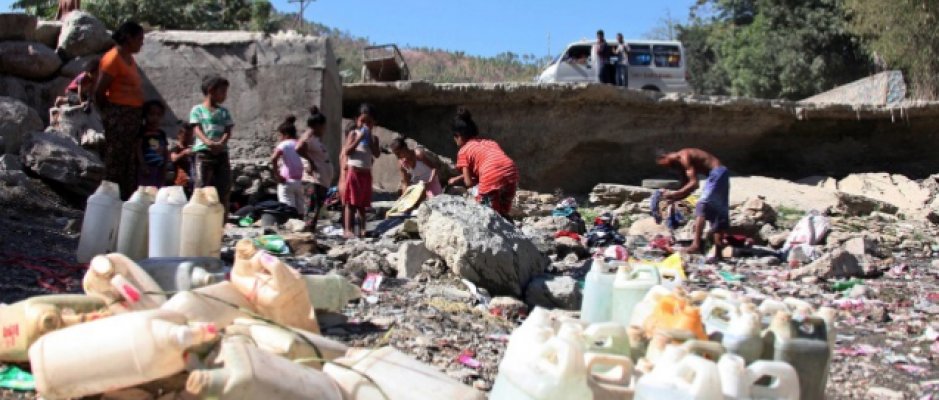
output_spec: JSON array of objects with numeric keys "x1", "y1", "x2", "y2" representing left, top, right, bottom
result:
[{"x1": 396, "y1": 240, "x2": 436, "y2": 279}]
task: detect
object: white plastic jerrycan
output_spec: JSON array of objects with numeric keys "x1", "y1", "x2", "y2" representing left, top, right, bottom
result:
[
  {"x1": 226, "y1": 318, "x2": 348, "y2": 369},
  {"x1": 116, "y1": 186, "x2": 157, "y2": 260},
  {"x1": 581, "y1": 256, "x2": 617, "y2": 324},
  {"x1": 612, "y1": 264, "x2": 661, "y2": 328},
  {"x1": 501, "y1": 307, "x2": 555, "y2": 367},
  {"x1": 149, "y1": 186, "x2": 187, "y2": 257},
  {"x1": 161, "y1": 281, "x2": 256, "y2": 328},
  {"x1": 304, "y1": 274, "x2": 362, "y2": 313},
  {"x1": 186, "y1": 335, "x2": 342, "y2": 400},
  {"x1": 76, "y1": 180, "x2": 123, "y2": 263},
  {"x1": 586, "y1": 353, "x2": 635, "y2": 400},
  {"x1": 82, "y1": 253, "x2": 166, "y2": 312},
  {"x1": 766, "y1": 313, "x2": 832, "y2": 400},
  {"x1": 137, "y1": 257, "x2": 226, "y2": 292},
  {"x1": 490, "y1": 336, "x2": 593, "y2": 400},
  {"x1": 202, "y1": 186, "x2": 226, "y2": 258},
  {"x1": 719, "y1": 353, "x2": 800, "y2": 400},
  {"x1": 703, "y1": 300, "x2": 763, "y2": 364},
  {"x1": 30, "y1": 309, "x2": 217, "y2": 400},
  {"x1": 180, "y1": 188, "x2": 212, "y2": 257},
  {"x1": 0, "y1": 295, "x2": 108, "y2": 362},
  {"x1": 584, "y1": 322, "x2": 631, "y2": 358},
  {"x1": 635, "y1": 353, "x2": 723, "y2": 400}
]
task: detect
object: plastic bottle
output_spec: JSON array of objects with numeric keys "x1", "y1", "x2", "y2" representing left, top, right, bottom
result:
[
  {"x1": 634, "y1": 353, "x2": 723, "y2": 400},
  {"x1": 149, "y1": 186, "x2": 187, "y2": 257},
  {"x1": 161, "y1": 281, "x2": 255, "y2": 328},
  {"x1": 304, "y1": 274, "x2": 362, "y2": 312},
  {"x1": 137, "y1": 257, "x2": 227, "y2": 292},
  {"x1": 230, "y1": 239, "x2": 319, "y2": 333},
  {"x1": 718, "y1": 353, "x2": 800, "y2": 400},
  {"x1": 581, "y1": 257, "x2": 617, "y2": 323},
  {"x1": 611, "y1": 264, "x2": 661, "y2": 328},
  {"x1": 226, "y1": 318, "x2": 348, "y2": 369},
  {"x1": 325, "y1": 346, "x2": 486, "y2": 400},
  {"x1": 586, "y1": 353, "x2": 635, "y2": 400},
  {"x1": 30, "y1": 309, "x2": 217, "y2": 400},
  {"x1": 584, "y1": 322, "x2": 630, "y2": 359},
  {"x1": 82, "y1": 253, "x2": 167, "y2": 312},
  {"x1": 490, "y1": 337, "x2": 592, "y2": 400},
  {"x1": 115, "y1": 186, "x2": 157, "y2": 260},
  {"x1": 186, "y1": 335, "x2": 342, "y2": 400},
  {"x1": 180, "y1": 188, "x2": 212, "y2": 257},
  {"x1": 202, "y1": 186, "x2": 226, "y2": 258},
  {"x1": 0, "y1": 295, "x2": 108, "y2": 362},
  {"x1": 76, "y1": 181, "x2": 123, "y2": 263}
]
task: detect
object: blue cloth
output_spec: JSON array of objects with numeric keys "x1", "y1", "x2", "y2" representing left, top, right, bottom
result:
[
  {"x1": 695, "y1": 166, "x2": 730, "y2": 231},
  {"x1": 650, "y1": 189, "x2": 664, "y2": 224},
  {"x1": 141, "y1": 130, "x2": 168, "y2": 167}
]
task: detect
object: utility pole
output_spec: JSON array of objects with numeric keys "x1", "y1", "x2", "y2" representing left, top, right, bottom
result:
[{"x1": 287, "y1": 0, "x2": 315, "y2": 29}]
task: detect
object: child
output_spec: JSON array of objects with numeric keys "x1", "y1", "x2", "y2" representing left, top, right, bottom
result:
[
  {"x1": 389, "y1": 137, "x2": 442, "y2": 199},
  {"x1": 296, "y1": 106, "x2": 332, "y2": 232},
  {"x1": 270, "y1": 115, "x2": 306, "y2": 218},
  {"x1": 169, "y1": 121, "x2": 195, "y2": 195},
  {"x1": 341, "y1": 103, "x2": 380, "y2": 238},
  {"x1": 57, "y1": 60, "x2": 99, "y2": 107},
  {"x1": 190, "y1": 74, "x2": 234, "y2": 214},
  {"x1": 448, "y1": 107, "x2": 519, "y2": 218},
  {"x1": 137, "y1": 100, "x2": 169, "y2": 187}
]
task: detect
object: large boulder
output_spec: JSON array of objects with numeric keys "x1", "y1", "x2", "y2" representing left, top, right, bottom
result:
[
  {"x1": 837, "y1": 173, "x2": 931, "y2": 216},
  {"x1": 34, "y1": 20, "x2": 62, "y2": 48},
  {"x1": 589, "y1": 183, "x2": 654, "y2": 206},
  {"x1": 0, "y1": 97, "x2": 43, "y2": 155},
  {"x1": 58, "y1": 11, "x2": 113, "y2": 59},
  {"x1": 53, "y1": 104, "x2": 105, "y2": 145},
  {"x1": 0, "y1": 14, "x2": 36, "y2": 41},
  {"x1": 0, "y1": 41, "x2": 62, "y2": 80},
  {"x1": 20, "y1": 130, "x2": 104, "y2": 196},
  {"x1": 416, "y1": 195, "x2": 547, "y2": 296},
  {"x1": 525, "y1": 275, "x2": 582, "y2": 310},
  {"x1": 0, "y1": 75, "x2": 71, "y2": 126}
]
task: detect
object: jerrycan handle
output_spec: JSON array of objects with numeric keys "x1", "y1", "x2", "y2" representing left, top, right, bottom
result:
[
  {"x1": 747, "y1": 361, "x2": 800, "y2": 399},
  {"x1": 703, "y1": 299, "x2": 740, "y2": 322},
  {"x1": 682, "y1": 340, "x2": 725, "y2": 361},
  {"x1": 536, "y1": 337, "x2": 583, "y2": 379},
  {"x1": 789, "y1": 316, "x2": 828, "y2": 341},
  {"x1": 586, "y1": 353, "x2": 634, "y2": 386},
  {"x1": 629, "y1": 264, "x2": 661, "y2": 283}
]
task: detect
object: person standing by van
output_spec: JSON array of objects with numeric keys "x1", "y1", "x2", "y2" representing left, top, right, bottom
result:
[
  {"x1": 613, "y1": 33, "x2": 630, "y2": 87},
  {"x1": 593, "y1": 30, "x2": 613, "y2": 84}
]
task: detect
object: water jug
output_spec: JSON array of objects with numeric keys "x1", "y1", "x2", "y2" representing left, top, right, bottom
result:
[
  {"x1": 719, "y1": 353, "x2": 800, "y2": 400},
  {"x1": 30, "y1": 309, "x2": 217, "y2": 400},
  {"x1": 490, "y1": 337, "x2": 593, "y2": 400},
  {"x1": 628, "y1": 285, "x2": 674, "y2": 329},
  {"x1": 703, "y1": 300, "x2": 763, "y2": 364},
  {"x1": 137, "y1": 257, "x2": 227, "y2": 292},
  {"x1": 226, "y1": 318, "x2": 348, "y2": 369},
  {"x1": 586, "y1": 353, "x2": 635, "y2": 400},
  {"x1": 0, "y1": 295, "x2": 107, "y2": 362},
  {"x1": 304, "y1": 274, "x2": 362, "y2": 312},
  {"x1": 584, "y1": 322, "x2": 630, "y2": 358},
  {"x1": 230, "y1": 239, "x2": 319, "y2": 333},
  {"x1": 611, "y1": 264, "x2": 661, "y2": 328},
  {"x1": 635, "y1": 353, "x2": 723, "y2": 400},
  {"x1": 202, "y1": 186, "x2": 226, "y2": 258},
  {"x1": 186, "y1": 335, "x2": 342, "y2": 400},
  {"x1": 161, "y1": 281, "x2": 255, "y2": 328},
  {"x1": 581, "y1": 257, "x2": 617, "y2": 323},
  {"x1": 180, "y1": 188, "x2": 212, "y2": 257},
  {"x1": 325, "y1": 346, "x2": 486, "y2": 400},
  {"x1": 149, "y1": 186, "x2": 187, "y2": 257},
  {"x1": 116, "y1": 186, "x2": 157, "y2": 260},
  {"x1": 643, "y1": 294, "x2": 706, "y2": 340},
  {"x1": 766, "y1": 314, "x2": 831, "y2": 400},
  {"x1": 83, "y1": 253, "x2": 166, "y2": 312},
  {"x1": 501, "y1": 307, "x2": 555, "y2": 367},
  {"x1": 76, "y1": 181, "x2": 123, "y2": 263}
]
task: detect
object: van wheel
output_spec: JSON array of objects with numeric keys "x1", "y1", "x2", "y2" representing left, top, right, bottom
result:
[{"x1": 642, "y1": 85, "x2": 661, "y2": 92}]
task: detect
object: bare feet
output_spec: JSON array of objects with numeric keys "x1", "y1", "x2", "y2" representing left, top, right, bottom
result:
[{"x1": 342, "y1": 231, "x2": 355, "y2": 239}]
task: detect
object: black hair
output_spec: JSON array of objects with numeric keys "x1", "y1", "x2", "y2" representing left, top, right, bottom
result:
[
  {"x1": 142, "y1": 99, "x2": 165, "y2": 115},
  {"x1": 358, "y1": 103, "x2": 375, "y2": 116},
  {"x1": 307, "y1": 105, "x2": 326, "y2": 128},
  {"x1": 389, "y1": 137, "x2": 408, "y2": 151},
  {"x1": 452, "y1": 107, "x2": 479, "y2": 139},
  {"x1": 597, "y1": 30, "x2": 605, "y2": 37},
  {"x1": 112, "y1": 21, "x2": 144, "y2": 45},
  {"x1": 201, "y1": 74, "x2": 230, "y2": 95},
  {"x1": 277, "y1": 115, "x2": 298, "y2": 138}
]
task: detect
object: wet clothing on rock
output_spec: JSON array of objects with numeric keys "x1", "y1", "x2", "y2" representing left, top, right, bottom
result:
[
  {"x1": 456, "y1": 138, "x2": 518, "y2": 217},
  {"x1": 696, "y1": 166, "x2": 730, "y2": 232},
  {"x1": 586, "y1": 213, "x2": 625, "y2": 248}
]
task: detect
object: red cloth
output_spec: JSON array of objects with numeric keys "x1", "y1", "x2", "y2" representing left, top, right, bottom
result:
[
  {"x1": 478, "y1": 180, "x2": 517, "y2": 217},
  {"x1": 554, "y1": 230, "x2": 582, "y2": 241},
  {"x1": 456, "y1": 138, "x2": 518, "y2": 194},
  {"x1": 341, "y1": 168, "x2": 372, "y2": 207}
]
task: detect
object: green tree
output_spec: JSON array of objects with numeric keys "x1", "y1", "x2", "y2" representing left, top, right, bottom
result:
[
  {"x1": 82, "y1": 0, "x2": 279, "y2": 32},
  {"x1": 11, "y1": 0, "x2": 58, "y2": 18}
]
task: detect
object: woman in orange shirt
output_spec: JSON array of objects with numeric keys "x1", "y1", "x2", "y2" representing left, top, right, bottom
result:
[{"x1": 95, "y1": 21, "x2": 145, "y2": 199}]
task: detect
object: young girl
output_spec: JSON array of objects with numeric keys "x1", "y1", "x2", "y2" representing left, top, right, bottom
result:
[
  {"x1": 389, "y1": 137, "x2": 442, "y2": 199},
  {"x1": 270, "y1": 115, "x2": 306, "y2": 217},
  {"x1": 169, "y1": 121, "x2": 195, "y2": 196},
  {"x1": 340, "y1": 103, "x2": 380, "y2": 238},
  {"x1": 448, "y1": 107, "x2": 519, "y2": 218},
  {"x1": 138, "y1": 100, "x2": 169, "y2": 187},
  {"x1": 296, "y1": 106, "x2": 332, "y2": 232}
]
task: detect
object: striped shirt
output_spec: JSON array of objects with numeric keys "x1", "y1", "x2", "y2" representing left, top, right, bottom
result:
[{"x1": 456, "y1": 138, "x2": 518, "y2": 194}]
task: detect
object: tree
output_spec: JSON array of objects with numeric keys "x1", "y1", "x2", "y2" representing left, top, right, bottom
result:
[
  {"x1": 644, "y1": 9, "x2": 678, "y2": 41},
  {"x1": 11, "y1": 0, "x2": 58, "y2": 18},
  {"x1": 82, "y1": 0, "x2": 280, "y2": 32}
]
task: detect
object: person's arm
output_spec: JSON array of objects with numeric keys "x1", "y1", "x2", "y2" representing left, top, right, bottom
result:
[
  {"x1": 193, "y1": 124, "x2": 212, "y2": 148},
  {"x1": 460, "y1": 166, "x2": 475, "y2": 188},
  {"x1": 270, "y1": 148, "x2": 285, "y2": 183},
  {"x1": 94, "y1": 72, "x2": 113, "y2": 107},
  {"x1": 665, "y1": 154, "x2": 699, "y2": 201},
  {"x1": 169, "y1": 146, "x2": 190, "y2": 163},
  {"x1": 342, "y1": 129, "x2": 360, "y2": 155},
  {"x1": 415, "y1": 149, "x2": 440, "y2": 183},
  {"x1": 369, "y1": 133, "x2": 381, "y2": 158},
  {"x1": 398, "y1": 165, "x2": 410, "y2": 195}
]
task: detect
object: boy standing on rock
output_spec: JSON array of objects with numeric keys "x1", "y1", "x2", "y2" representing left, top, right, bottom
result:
[{"x1": 656, "y1": 148, "x2": 730, "y2": 260}]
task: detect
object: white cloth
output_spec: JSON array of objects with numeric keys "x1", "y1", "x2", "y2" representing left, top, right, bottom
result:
[{"x1": 277, "y1": 181, "x2": 306, "y2": 216}]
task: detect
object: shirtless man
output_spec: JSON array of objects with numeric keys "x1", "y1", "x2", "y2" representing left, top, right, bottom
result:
[{"x1": 655, "y1": 148, "x2": 730, "y2": 259}]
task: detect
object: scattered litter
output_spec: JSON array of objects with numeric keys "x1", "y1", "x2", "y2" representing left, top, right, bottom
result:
[
  {"x1": 252, "y1": 235, "x2": 290, "y2": 255},
  {"x1": 0, "y1": 365, "x2": 34, "y2": 391},
  {"x1": 456, "y1": 350, "x2": 482, "y2": 369},
  {"x1": 362, "y1": 273, "x2": 383, "y2": 294}
]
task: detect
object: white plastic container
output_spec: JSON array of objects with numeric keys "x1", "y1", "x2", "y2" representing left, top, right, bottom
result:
[
  {"x1": 501, "y1": 307, "x2": 555, "y2": 367},
  {"x1": 635, "y1": 353, "x2": 723, "y2": 400},
  {"x1": 137, "y1": 257, "x2": 226, "y2": 291},
  {"x1": 149, "y1": 186, "x2": 187, "y2": 257},
  {"x1": 82, "y1": 253, "x2": 167, "y2": 312},
  {"x1": 325, "y1": 346, "x2": 485, "y2": 400},
  {"x1": 765, "y1": 313, "x2": 831, "y2": 400},
  {"x1": 304, "y1": 274, "x2": 362, "y2": 312},
  {"x1": 0, "y1": 295, "x2": 107, "y2": 362},
  {"x1": 180, "y1": 188, "x2": 212, "y2": 257},
  {"x1": 586, "y1": 353, "x2": 635, "y2": 400},
  {"x1": 581, "y1": 257, "x2": 617, "y2": 324},
  {"x1": 115, "y1": 186, "x2": 157, "y2": 260},
  {"x1": 490, "y1": 337, "x2": 593, "y2": 400},
  {"x1": 202, "y1": 186, "x2": 226, "y2": 258},
  {"x1": 584, "y1": 322, "x2": 630, "y2": 358},
  {"x1": 30, "y1": 309, "x2": 217, "y2": 400},
  {"x1": 721, "y1": 309, "x2": 764, "y2": 364},
  {"x1": 161, "y1": 281, "x2": 255, "y2": 328},
  {"x1": 76, "y1": 181, "x2": 123, "y2": 263},
  {"x1": 226, "y1": 318, "x2": 348, "y2": 369},
  {"x1": 612, "y1": 265, "x2": 661, "y2": 328},
  {"x1": 718, "y1": 353, "x2": 800, "y2": 400}
]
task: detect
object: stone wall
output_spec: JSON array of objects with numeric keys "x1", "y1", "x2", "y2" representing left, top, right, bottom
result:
[{"x1": 344, "y1": 82, "x2": 939, "y2": 193}]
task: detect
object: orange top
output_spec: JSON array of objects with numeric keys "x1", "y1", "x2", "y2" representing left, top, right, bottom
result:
[{"x1": 98, "y1": 47, "x2": 144, "y2": 107}]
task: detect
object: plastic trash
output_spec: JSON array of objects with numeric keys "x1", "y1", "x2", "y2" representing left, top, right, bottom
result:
[
  {"x1": 82, "y1": 253, "x2": 166, "y2": 312},
  {"x1": 253, "y1": 235, "x2": 290, "y2": 255},
  {"x1": 115, "y1": 186, "x2": 157, "y2": 260},
  {"x1": 0, "y1": 295, "x2": 107, "y2": 362},
  {"x1": 490, "y1": 337, "x2": 592, "y2": 400},
  {"x1": 76, "y1": 180, "x2": 123, "y2": 263},
  {"x1": 149, "y1": 186, "x2": 187, "y2": 257},
  {"x1": 137, "y1": 257, "x2": 227, "y2": 292},
  {"x1": 304, "y1": 274, "x2": 362, "y2": 312},
  {"x1": 161, "y1": 281, "x2": 256, "y2": 328},
  {"x1": 581, "y1": 257, "x2": 617, "y2": 324},
  {"x1": 226, "y1": 318, "x2": 348, "y2": 369},
  {"x1": 0, "y1": 365, "x2": 34, "y2": 391}
]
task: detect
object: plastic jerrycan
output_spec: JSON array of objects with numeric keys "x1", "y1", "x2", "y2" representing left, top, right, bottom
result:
[
  {"x1": 490, "y1": 336, "x2": 593, "y2": 400},
  {"x1": 644, "y1": 295, "x2": 707, "y2": 340},
  {"x1": 584, "y1": 322, "x2": 630, "y2": 358},
  {"x1": 202, "y1": 186, "x2": 226, "y2": 258},
  {"x1": 226, "y1": 318, "x2": 348, "y2": 369},
  {"x1": 581, "y1": 257, "x2": 617, "y2": 323},
  {"x1": 149, "y1": 186, "x2": 187, "y2": 257},
  {"x1": 137, "y1": 257, "x2": 227, "y2": 291},
  {"x1": 702, "y1": 298, "x2": 738, "y2": 337},
  {"x1": 502, "y1": 307, "x2": 555, "y2": 366},
  {"x1": 186, "y1": 335, "x2": 342, "y2": 400},
  {"x1": 0, "y1": 295, "x2": 108, "y2": 362},
  {"x1": 721, "y1": 308, "x2": 764, "y2": 364},
  {"x1": 30, "y1": 309, "x2": 218, "y2": 400},
  {"x1": 586, "y1": 353, "x2": 635, "y2": 400},
  {"x1": 76, "y1": 180, "x2": 123, "y2": 263},
  {"x1": 612, "y1": 264, "x2": 661, "y2": 328},
  {"x1": 770, "y1": 315, "x2": 832, "y2": 400},
  {"x1": 304, "y1": 274, "x2": 363, "y2": 313},
  {"x1": 230, "y1": 239, "x2": 320, "y2": 333},
  {"x1": 325, "y1": 346, "x2": 486, "y2": 400},
  {"x1": 116, "y1": 186, "x2": 157, "y2": 260},
  {"x1": 180, "y1": 188, "x2": 212, "y2": 257},
  {"x1": 635, "y1": 353, "x2": 723, "y2": 400},
  {"x1": 161, "y1": 281, "x2": 256, "y2": 328},
  {"x1": 719, "y1": 353, "x2": 800, "y2": 400},
  {"x1": 83, "y1": 253, "x2": 167, "y2": 312}
]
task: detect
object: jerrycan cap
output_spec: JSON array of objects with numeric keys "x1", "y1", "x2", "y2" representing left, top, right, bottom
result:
[{"x1": 90, "y1": 255, "x2": 115, "y2": 276}]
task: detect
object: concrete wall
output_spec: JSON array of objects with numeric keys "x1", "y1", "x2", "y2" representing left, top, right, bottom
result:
[{"x1": 344, "y1": 82, "x2": 939, "y2": 193}]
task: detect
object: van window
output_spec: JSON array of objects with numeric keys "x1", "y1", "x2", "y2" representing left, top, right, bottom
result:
[
  {"x1": 563, "y1": 45, "x2": 592, "y2": 64},
  {"x1": 627, "y1": 44, "x2": 652, "y2": 66},
  {"x1": 653, "y1": 45, "x2": 682, "y2": 68}
]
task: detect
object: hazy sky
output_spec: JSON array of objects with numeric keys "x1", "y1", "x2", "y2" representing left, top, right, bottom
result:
[{"x1": 1, "y1": 0, "x2": 698, "y2": 57}]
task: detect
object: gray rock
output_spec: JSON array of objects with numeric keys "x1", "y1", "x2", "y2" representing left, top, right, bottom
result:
[
  {"x1": 0, "y1": 41, "x2": 62, "y2": 80},
  {"x1": 58, "y1": 11, "x2": 113, "y2": 59},
  {"x1": 488, "y1": 296, "x2": 528, "y2": 318},
  {"x1": 525, "y1": 275, "x2": 582, "y2": 310},
  {"x1": 843, "y1": 236, "x2": 880, "y2": 258},
  {"x1": 0, "y1": 97, "x2": 43, "y2": 155},
  {"x1": 532, "y1": 215, "x2": 582, "y2": 234},
  {"x1": 554, "y1": 236, "x2": 588, "y2": 260},
  {"x1": 0, "y1": 14, "x2": 36, "y2": 41},
  {"x1": 396, "y1": 240, "x2": 436, "y2": 279},
  {"x1": 802, "y1": 249, "x2": 862, "y2": 279},
  {"x1": 834, "y1": 192, "x2": 899, "y2": 216},
  {"x1": 589, "y1": 183, "x2": 654, "y2": 206},
  {"x1": 345, "y1": 250, "x2": 392, "y2": 280},
  {"x1": 20, "y1": 130, "x2": 104, "y2": 196},
  {"x1": 416, "y1": 195, "x2": 547, "y2": 297},
  {"x1": 52, "y1": 104, "x2": 105, "y2": 144},
  {"x1": 0, "y1": 75, "x2": 71, "y2": 126},
  {"x1": 0, "y1": 154, "x2": 28, "y2": 186},
  {"x1": 59, "y1": 55, "x2": 98, "y2": 78},
  {"x1": 34, "y1": 20, "x2": 62, "y2": 48},
  {"x1": 520, "y1": 225, "x2": 555, "y2": 255}
]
